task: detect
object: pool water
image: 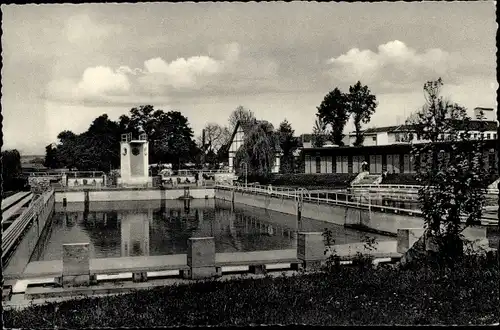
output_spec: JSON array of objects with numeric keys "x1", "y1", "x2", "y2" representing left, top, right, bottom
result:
[{"x1": 32, "y1": 199, "x2": 391, "y2": 261}]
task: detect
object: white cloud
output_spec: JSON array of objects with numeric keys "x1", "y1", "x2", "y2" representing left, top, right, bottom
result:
[
  {"x1": 46, "y1": 66, "x2": 131, "y2": 105},
  {"x1": 326, "y1": 40, "x2": 462, "y2": 90},
  {"x1": 44, "y1": 42, "x2": 283, "y2": 104},
  {"x1": 77, "y1": 66, "x2": 130, "y2": 96},
  {"x1": 143, "y1": 55, "x2": 221, "y2": 89}
]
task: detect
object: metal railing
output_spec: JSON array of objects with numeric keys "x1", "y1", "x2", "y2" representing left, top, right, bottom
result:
[
  {"x1": 25, "y1": 171, "x2": 105, "y2": 178},
  {"x1": 352, "y1": 183, "x2": 500, "y2": 195},
  {"x1": 1, "y1": 191, "x2": 32, "y2": 213},
  {"x1": 2, "y1": 189, "x2": 55, "y2": 264},
  {"x1": 218, "y1": 183, "x2": 387, "y2": 210},
  {"x1": 215, "y1": 184, "x2": 498, "y2": 224},
  {"x1": 352, "y1": 184, "x2": 421, "y2": 190}
]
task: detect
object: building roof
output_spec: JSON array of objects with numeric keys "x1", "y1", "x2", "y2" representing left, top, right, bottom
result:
[
  {"x1": 349, "y1": 120, "x2": 497, "y2": 135},
  {"x1": 300, "y1": 134, "x2": 332, "y2": 143},
  {"x1": 222, "y1": 120, "x2": 283, "y2": 155},
  {"x1": 302, "y1": 138, "x2": 498, "y2": 154}
]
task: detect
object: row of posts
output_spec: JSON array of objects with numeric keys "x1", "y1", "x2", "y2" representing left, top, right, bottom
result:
[{"x1": 59, "y1": 230, "x2": 326, "y2": 287}]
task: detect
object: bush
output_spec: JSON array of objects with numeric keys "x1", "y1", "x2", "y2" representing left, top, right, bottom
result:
[
  {"x1": 270, "y1": 173, "x2": 357, "y2": 189},
  {"x1": 4, "y1": 259, "x2": 498, "y2": 327},
  {"x1": 237, "y1": 173, "x2": 357, "y2": 189},
  {"x1": 381, "y1": 173, "x2": 420, "y2": 185}
]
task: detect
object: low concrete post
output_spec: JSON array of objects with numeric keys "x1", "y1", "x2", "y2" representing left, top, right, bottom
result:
[
  {"x1": 183, "y1": 237, "x2": 221, "y2": 279},
  {"x1": 486, "y1": 226, "x2": 499, "y2": 248},
  {"x1": 297, "y1": 232, "x2": 325, "y2": 270},
  {"x1": 133, "y1": 272, "x2": 148, "y2": 282},
  {"x1": 249, "y1": 264, "x2": 267, "y2": 275},
  {"x1": 344, "y1": 207, "x2": 361, "y2": 226},
  {"x1": 397, "y1": 228, "x2": 426, "y2": 254},
  {"x1": 61, "y1": 243, "x2": 91, "y2": 287}
]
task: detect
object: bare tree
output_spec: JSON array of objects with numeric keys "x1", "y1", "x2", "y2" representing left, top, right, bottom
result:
[
  {"x1": 200, "y1": 123, "x2": 230, "y2": 154},
  {"x1": 228, "y1": 105, "x2": 257, "y2": 133}
]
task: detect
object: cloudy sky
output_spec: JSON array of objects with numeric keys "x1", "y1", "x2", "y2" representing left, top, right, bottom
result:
[{"x1": 2, "y1": 2, "x2": 497, "y2": 155}]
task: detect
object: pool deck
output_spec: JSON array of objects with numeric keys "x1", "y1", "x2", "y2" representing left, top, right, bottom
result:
[{"x1": 22, "y1": 241, "x2": 399, "y2": 279}]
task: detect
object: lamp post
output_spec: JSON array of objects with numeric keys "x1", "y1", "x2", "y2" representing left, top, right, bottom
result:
[{"x1": 241, "y1": 162, "x2": 248, "y2": 188}]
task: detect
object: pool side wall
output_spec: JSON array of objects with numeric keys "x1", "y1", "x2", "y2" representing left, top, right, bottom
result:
[
  {"x1": 214, "y1": 188, "x2": 481, "y2": 236},
  {"x1": 54, "y1": 188, "x2": 215, "y2": 203},
  {"x1": 3, "y1": 192, "x2": 55, "y2": 280}
]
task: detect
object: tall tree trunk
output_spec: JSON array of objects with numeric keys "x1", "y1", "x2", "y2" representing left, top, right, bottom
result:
[{"x1": 354, "y1": 120, "x2": 363, "y2": 146}]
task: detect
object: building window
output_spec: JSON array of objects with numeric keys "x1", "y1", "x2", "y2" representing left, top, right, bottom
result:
[
  {"x1": 486, "y1": 133, "x2": 491, "y2": 140},
  {"x1": 473, "y1": 133, "x2": 478, "y2": 139},
  {"x1": 372, "y1": 136, "x2": 376, "y2": 142},
  {"x1": 395, "y1": 133, "x2": 401, "y2": 142},
  {"x1": 315, "y1": 157, "x2": 321, "y2": 173},
  {"x1": 494, "y1": 134, "x2": 497, "y2": 140}
]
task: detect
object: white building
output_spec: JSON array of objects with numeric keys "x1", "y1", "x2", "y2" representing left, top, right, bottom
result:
[
  {"x1": 227, "y1": 121, "x2": 281, "y2": 174},
  {"x1": 348, "y1": 107, "x2": 497, "y2": 147}
]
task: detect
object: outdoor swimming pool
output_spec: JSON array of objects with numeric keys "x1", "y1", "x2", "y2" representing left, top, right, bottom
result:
[{"x1": 31, "y1": 199, "x2": 392, "y2": 262}]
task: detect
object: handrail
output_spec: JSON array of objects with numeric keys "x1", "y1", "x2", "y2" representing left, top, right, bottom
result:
[
  {"x1": 215, "y1": 184, "x2": 497, "y2": 224},
  {"x1": 352, "y1": 183, "x2": 499, "y2": 195},
  {"x1": 25, "y1": 171, "x2": 105, "y2": 177},
  {"x1": 2, "y1": 189, "x2": 54, "y2": 263}
]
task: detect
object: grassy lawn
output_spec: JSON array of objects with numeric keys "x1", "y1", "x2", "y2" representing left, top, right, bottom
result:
[{"x1": 4, "y1": 261, "x2": 499, "y2": 327}]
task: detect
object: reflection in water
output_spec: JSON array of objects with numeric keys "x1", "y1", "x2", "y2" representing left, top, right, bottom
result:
[{"x1": 34, "y1": 199, "x2": 392, "y2": 261}]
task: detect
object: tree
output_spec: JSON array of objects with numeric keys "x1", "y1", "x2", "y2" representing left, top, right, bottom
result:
[
  {"x1": 235, "y1": 120, "x2": 278, "y2": 179},
  {"x1": 51, "y1": 106, "x2": 198, "y2": 172},
  {"x1": 347, "y1": 81, "x2": 378, "y2": 146},
  {"x1": 277, "y1": 119, "x2": 299, "y2": 174},
  {"x1": 2, "y1": 149, "x2": 22, "y2": 191},
  {"x1": 228, "y1": 105, "x2": 257, "y2": 133},
  {"x1": 406, "y1": 78, "x2": 489, "y2": 264},
  {"x1": 202, "y1": 123, "x2": 230, "y2": 154},
  {"x1": 316, "y1": 88, "x2": 349, "y2": 146},
  {"x1": 311, "y1": 118, "x2": 328, "y2": 148},
  {"x1": 124, "y1": 105, "x2": 168, "y2": 164},
  {"x1": 55, "y1": 130, "x2": 79, "y2": 170},
  {"x1": 44, "y1": 144, "x2": 59, "y2": 168},
  {"x1": 162, "y1": 111, "x2": 197, "y2": 169},
  {"x1": 121, "y1": 106, "x2": 197, "y2": 168},
  {"x1": 80, "y1": 114, "x2": 122, "y2": 171},
  {"x1": 197, "y1": 123, "x2": 231, "y2": 168}
]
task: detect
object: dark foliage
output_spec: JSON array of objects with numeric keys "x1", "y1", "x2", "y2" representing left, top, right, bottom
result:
[
  {"x1": 278, "y1": 119, "x2": 299, "y2": 174},
  {"x1": 348, "y1": 81, "x2": 378, "y2": 147},
  {"x1": 269, "y1": 173, "x2": 357, "y2": 189},
  {"x1": 316, "y1": 87, "x2": 349, "y2": 146},
  {"x1": 4, "y1": 260, "x2": 498, "y2": 327},
  {"x1": 46, "y1": 107, "x2": 199, "y2": 172},
  {"x1": 381, "y1": 173, "x2": 420, "y2": 185},
  {"x1": 2, "y1": 149, "x2": 26, "y2": 191}
]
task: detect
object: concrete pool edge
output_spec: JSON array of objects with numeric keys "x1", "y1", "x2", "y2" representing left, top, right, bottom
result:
[
  {"x1": 54, "y1": 187, "x2": 215, "y2": 203},
  {"x1": 19, "y1": 241, "x2": 400, "y2": 280}
]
